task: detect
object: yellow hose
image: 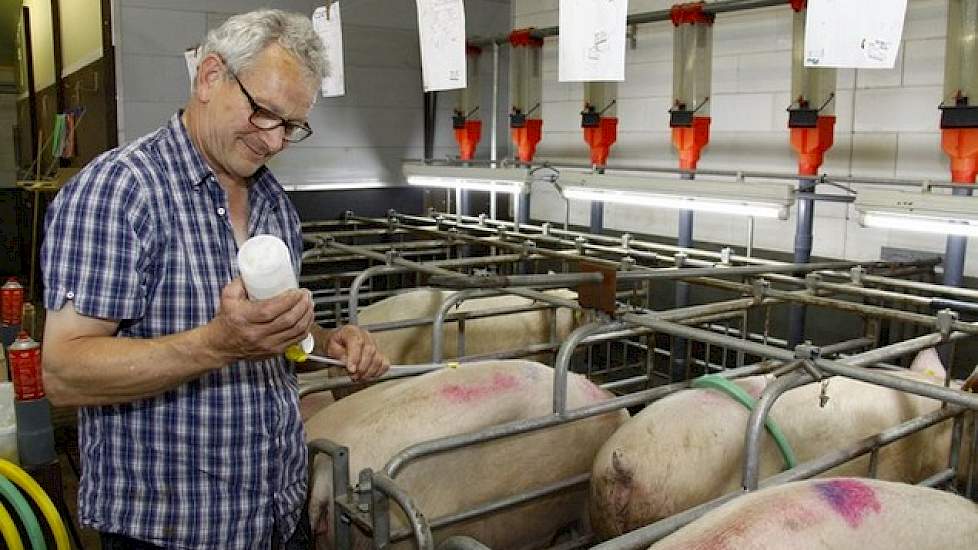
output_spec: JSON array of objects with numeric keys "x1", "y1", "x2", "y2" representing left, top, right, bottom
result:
[
  {"x1": 0, "y1": 500, "x2": 24, "y2": 550},
  {"x1": 0, "y1": 459, "x2": 70, "y2": 550}
]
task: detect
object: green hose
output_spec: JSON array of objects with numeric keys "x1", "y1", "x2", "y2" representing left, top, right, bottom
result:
[
  {"x1": 692, "y1": 374, "x2": 798, "y2": 469},
  {"x1": 0, "y1": 474, "x2": 45, "y2": 550}
]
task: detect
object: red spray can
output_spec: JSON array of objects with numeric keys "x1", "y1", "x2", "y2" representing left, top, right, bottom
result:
[
  {"x1": 9, "y1": 332, "x2": 43, "y2": 400},
  {"x1": 1, "y1": 278, "x2": 24, "y2": 326}
]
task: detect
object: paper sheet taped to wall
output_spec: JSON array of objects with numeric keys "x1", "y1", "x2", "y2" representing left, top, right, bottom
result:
[
  {"x1": 416, "y1": 0, "x2": 467, "y2": 92},
  {"x1": 313, "y1": 3, "x2": 346, "y2": 97},
  {"x1": 559, "y1": 0, "x2": 628, "y2": 82},
  {"x1": 804, "y1": 0, "x2": 908, "y2": 69},
  {"x1": 184, "y1": 45, "x2": 200, "y2": 92}
]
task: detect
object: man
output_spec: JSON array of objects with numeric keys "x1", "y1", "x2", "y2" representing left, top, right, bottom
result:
[{"x1": 40, "y1": 10, "x2": 388, "y2": 549}]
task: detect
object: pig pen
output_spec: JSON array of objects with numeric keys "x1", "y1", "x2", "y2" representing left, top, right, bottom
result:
[{"x1": 297, "y1": 212, "x2": 978, "y2": 549}]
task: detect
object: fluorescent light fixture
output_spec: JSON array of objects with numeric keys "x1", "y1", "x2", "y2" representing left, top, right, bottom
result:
[
  {"x1": 402, "y1": 163, "x2": 529, "y2": 195},
  {"x1": 283, "y1": 180, "x2": 388, "y2": 191},
  {"x1": 560, "y1": 173, "x2": 795, "y2": 219},
  {"x1": 855, "y1": 188, "x2": 978, "y2": 237}
]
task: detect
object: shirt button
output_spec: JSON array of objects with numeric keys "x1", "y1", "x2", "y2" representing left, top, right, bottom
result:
[
  {"x1": 217, "y1": 207, "x2": 226, "y2": 216},
  {"x1": 66, "y1": 291, "x2": 75, "y2": 299}
]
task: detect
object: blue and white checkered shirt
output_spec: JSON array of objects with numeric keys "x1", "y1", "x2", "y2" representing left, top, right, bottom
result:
[{"x1": 41, "y1": 113, "x2": 308, "y2": 549}]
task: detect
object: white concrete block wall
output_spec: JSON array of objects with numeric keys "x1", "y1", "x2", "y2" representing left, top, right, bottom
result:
[
  {"x1": 115, "y1": 0, "x2": 511, "y2": 188},
  {"x1": 514, "y1": 0, "x2": 978, "y2": 276}
]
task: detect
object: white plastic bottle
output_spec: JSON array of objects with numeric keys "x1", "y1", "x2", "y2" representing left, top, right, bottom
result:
[{"x1": 237, "y1": 235, "x2": 315, "y2": 359}]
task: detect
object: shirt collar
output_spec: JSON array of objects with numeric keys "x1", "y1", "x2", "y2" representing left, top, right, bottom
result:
[
  {"x1": 168, "y1": 111, "x2": 283, "y2": 209},
  {"x1": 167, "y1": 112, "x2": 213, "y2": 189}
]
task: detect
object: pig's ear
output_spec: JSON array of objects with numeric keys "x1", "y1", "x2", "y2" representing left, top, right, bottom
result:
[{"x1": 909, "y1": 347, "x2": 946, "y2": 379}]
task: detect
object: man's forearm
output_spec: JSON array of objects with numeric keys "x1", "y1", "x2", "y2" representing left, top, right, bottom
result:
[{"x1": 43, "y1": 324, "x2": 231, "y2": 406}]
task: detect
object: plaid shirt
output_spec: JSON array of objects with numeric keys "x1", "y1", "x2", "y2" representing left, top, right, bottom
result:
[{"x1": 41, "y1": 113, "x2": 308, "y2": 549}]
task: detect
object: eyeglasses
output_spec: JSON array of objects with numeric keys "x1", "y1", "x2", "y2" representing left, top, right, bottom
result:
[{"x1": 228, "y1": 70, "x2": 313, "y2": 143}]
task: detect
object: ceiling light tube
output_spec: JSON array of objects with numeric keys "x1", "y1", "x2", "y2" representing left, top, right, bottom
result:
[
  {"x1": 859, "y1": 212, "x2": 978, "y2": 238},
  {"x1": 402, "y1": 163, "x2": 529, "y2": 195},
  {"x1": 855, "y1": 188, "x2": 978, "y2": 237},
  {"x1": 560, "y1": 173, "x2": 795, "y2": 220}
]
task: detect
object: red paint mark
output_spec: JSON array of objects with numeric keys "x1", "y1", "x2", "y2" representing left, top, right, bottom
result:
[
  {"x1": 814, "y1": 479, "x2": 882, "y2": 529},
  {"x1": 439, "y1": 372, "x2": 521, "y2": 403}
]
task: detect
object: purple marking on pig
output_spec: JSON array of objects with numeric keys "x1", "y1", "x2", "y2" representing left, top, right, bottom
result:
[
  {"x1": 813, "y1": 479, "x2": 882, "y2": 529},
  {"x1": 439, "y1": 372, "x2": 521, "y2": 403}
]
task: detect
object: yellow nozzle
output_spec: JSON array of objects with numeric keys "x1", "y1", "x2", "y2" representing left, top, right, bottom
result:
[{"x1": 285, "y1": 345, "x2": 308, "y2": 363}]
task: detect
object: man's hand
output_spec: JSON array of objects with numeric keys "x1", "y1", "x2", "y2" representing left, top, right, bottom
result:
[
  {"x1": 324, "y1": 325, "x2": 390, "y2": 382},
  {"x1": 207, "y1": 278, "x2": 315, "y2": 361}
]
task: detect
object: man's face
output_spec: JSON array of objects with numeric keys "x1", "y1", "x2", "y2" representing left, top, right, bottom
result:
[{"x1": 205, "y1": 44, "x2": 316, "y2": 181}]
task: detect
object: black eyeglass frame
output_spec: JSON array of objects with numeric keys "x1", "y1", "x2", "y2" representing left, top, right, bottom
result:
[{"x1": 226, "y1": 67, "x2": 314, "y2": 143}]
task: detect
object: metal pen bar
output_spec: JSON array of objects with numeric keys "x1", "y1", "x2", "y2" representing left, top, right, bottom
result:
[
  {"x1": 307, "y1": 439, "x2": 353, "y2": 550},
  {"x1": 919, "y1": 468, "x2": 957, "y2": 488},
  {"x1": 742, "y1": 370, "x2": 814, "y2": 490},
  {"x1": 371, "y1": 473, "x2": 434, "y2": 550},
  {"x1": 625, "y1": 315, "x2": 978, "y2": 410},
  {"x1": 468, "y1": 0, "x2": 790, "y2": 45},
  {"x1": 389, "y1": 214, "x2": 959, "y2": 308},
  {"x1": 389, "y1": 474, "x2": 590, "y2": 544},
  {"x1": 426, "y1": 260, "x2": 887, "y2": 289},
  {"x1": 436, "y1": 537, "x2": 491, "y2": 550},
  {"x1": 382, "y1": 362, "x2": 771, "y2": 479},
  {"x1": 320, "y1": 239, "x2": 582, "y2": 311}
]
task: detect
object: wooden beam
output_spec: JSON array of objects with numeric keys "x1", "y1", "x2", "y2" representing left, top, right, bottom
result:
[
  {"x1": 100, "y1": 0, "x2": 117, "y2": 148},
  {"x1": 50, "y1": 0, "x2": 65, "y2": 114},
  {"x1": 22, "y1": 6, "x2": 38, "y2": 164}
]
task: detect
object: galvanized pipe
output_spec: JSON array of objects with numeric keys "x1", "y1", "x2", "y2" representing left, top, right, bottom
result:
[
  {"x1": 348, "y1": 264, "x2": 401, "y2": 325},
  {"x1": 431, "y1": 289, "x2": 503, "y2": 363},
  {"x1": 393, "y1": 474, "x2": 590, "y2": 545},
  {"x1": 427, "y1": 260, "x2": 884, "y2": 290},
  {"x1": 338, "y1": 216, "x2": 976, "y2": 336},
  {"x1": 307, "y1": 439, "x2": 353, "y2": 550},
  {"x1": 626, "y1": 315, "x2": 978, "y2": 409},
  {"x1": 590, "y1": 200, "x2": 604, "y2": 234},
  {"x1": 397, "y1": 213, "x2": 954, "y2": 301},
  {"x1": 742, "y1": 370, "x2": 813, "y2": 490},
  {"x1": 491, "y1": 41, "x2": 499, "y2": 171},
  {"x1": 819, "y1": 269, "x2": 978, "y2": 302},
  {"x1": 372, "y1": 473, "x2": 434, "y2": 550},
  {"x1": 429, "y1": 272, "x2": 604, "y2": 289},
  {"x1": 554, "y1": 322, "x2": 628, "y2": 415},
  {"x1": 789, "y1": 176, "x2": 816, "y2": 348},
  {"x1": 320, "y1": 239, "x2": 581, "y2": 311},
  {"x1": 818, "y1": 336, "x2": 876, "y2": 356}
]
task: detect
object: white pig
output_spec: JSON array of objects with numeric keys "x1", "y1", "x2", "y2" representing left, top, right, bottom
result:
[
  {"x1": 358, "y1": 288, "x2": 580, "y2": 364},
  {"x1": 650, "y1": 477, "x2": 978, "y2": 550},
  {"x1": 305, "y1": 360, "x2": 627, "y2": 549},
  {"x1": 590, "y1": 349, "x2": 973, "y2": 539},
  {"x1": 298, "y1": 288, "x2": 580, "y2": 419}
]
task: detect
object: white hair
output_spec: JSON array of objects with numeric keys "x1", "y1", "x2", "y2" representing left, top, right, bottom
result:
[{"x1": 198, "y1": 9, "x2": 327, "y2": 88}]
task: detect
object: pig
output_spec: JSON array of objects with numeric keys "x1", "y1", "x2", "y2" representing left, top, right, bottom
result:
[
  {"x1": 304, "y1": 360, "x2": 628, "y2": 549},
  {"x1": 589, "y1": 348, "x2": 973, "y2": 539},
  {"x1": 649, "y1": 477, "x2": 978, "y2": 549},
  {"x1": 357, "y1": 288, "x2": 580, "y2": 365},
  {"x1": 298, "y1": 288, "x2": 580, "y2": 419}
]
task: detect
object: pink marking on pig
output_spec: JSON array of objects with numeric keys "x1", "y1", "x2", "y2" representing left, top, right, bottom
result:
[
  {"x1": 578, "y1": 376, "x2": 614, "y2": 402},
  {"x1": 439, "y1": 372, "x2": 521, "y2": 403},
  {"x1": 813, "y1": 479, "x2": 882, "y2": 529},
  {"x1": 737, "y1": 377, "x2": 768, "y2": 400}
]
